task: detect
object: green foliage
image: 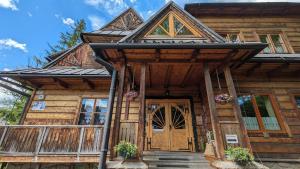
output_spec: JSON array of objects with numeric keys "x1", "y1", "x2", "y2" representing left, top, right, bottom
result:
[
  {"x1": 114, "y1": 141, "x2": 137, "y2": 160},
  {"x1": 46, "y1": 19, "x2": 86, "y2": 55},
  {"x1": 31, "y1": 19, "x2": 86, "y2": 68},
  {"x1": 0, "y1": 88, "x2": 28, "y2": 124},
  {"x1": 225, "y1": 147, "x2": 254, "y2": 166}
]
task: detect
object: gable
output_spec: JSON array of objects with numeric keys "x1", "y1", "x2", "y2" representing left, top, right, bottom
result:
[
  {"x1": 44, "y1": 44, "x2": 103, "y2": 69},
  {"x1": 145, "y1": 11, "x2": 203, "y2": 39},
  {"x1": 120, "y1": 2, "x2": 225, "y2": 43},
  {"x1": 101, "y1": 8, "x2": 143, "y2": 31}
]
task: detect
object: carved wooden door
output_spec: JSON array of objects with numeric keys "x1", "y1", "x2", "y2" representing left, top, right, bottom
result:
[{"x1": 145, "y1": 100, "x2": 194, "y2": 151}]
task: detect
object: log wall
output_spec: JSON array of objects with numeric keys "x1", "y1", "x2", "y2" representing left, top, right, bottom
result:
[
  {"x1": 213, "y1": 76, "x2": 300, "y2": 158},
  {"x1": 199, "y1": 16, "x2": 300, "y2": 53}
]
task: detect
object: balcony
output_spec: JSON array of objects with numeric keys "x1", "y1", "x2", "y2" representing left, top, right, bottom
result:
[{"x1": 0, "y1": 125, "x2": 103, "y2": 163}]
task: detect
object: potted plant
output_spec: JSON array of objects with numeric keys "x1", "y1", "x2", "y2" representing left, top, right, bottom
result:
[
  {"x1": 115, "y1": 141, "x2": 138, "y2": 162},
  {"x1": 225, "y1": 147, "x2": 254, "y2": 166}
]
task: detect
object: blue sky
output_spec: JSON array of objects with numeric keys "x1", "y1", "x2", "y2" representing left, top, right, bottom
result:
[{"x1": 1, "y1": 0, "x2": 300, "y2": 71}]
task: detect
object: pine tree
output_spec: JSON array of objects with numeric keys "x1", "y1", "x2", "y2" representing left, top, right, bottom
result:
[
  {"x1": 32, "y1": 19, "x2": 86, "y2": 67},
  {"x1": 46, "y1": 19, "x2": 86, "y2": 55}
]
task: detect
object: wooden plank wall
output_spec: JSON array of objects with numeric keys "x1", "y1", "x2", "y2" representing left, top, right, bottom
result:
[
  {"x1": 199, "y1": 16, "x2": 300, "y2": 52},
  {"x1": 23, "y1": 89, "x2": 110, "y2": 125},
  {"x1": 213, "y1": 76, "x2": 300, "y2": 158}
]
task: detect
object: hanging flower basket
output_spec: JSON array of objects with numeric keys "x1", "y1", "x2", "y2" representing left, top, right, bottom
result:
[
  {"x1": 125, "y1": 90, "x2": 138, "y2": 101},
  {"x1": 215, "y1": 93, "x2": 233, "y2": 104}
]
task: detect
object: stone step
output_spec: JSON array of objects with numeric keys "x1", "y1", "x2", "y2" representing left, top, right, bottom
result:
[
  {"x1": 143, "y1": 157, "x2": 207, "y2": 163},
  {"x1": 148, "y1": 163, "x2": 212, "y2": 169},
  {"x1": 143, "y1": 151, "x2": 211, "y2": 169},
  {"x1": 145, "y1": 161, "x2": 211, "y2": 166}
]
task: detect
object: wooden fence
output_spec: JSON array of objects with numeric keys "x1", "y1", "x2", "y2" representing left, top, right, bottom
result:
[{"x1": 0, "y1": 125, "x2": 103, "y2": 162}]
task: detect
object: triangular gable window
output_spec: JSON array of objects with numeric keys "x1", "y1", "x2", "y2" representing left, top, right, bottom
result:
[{"x1": 148, "y1": 12, "x2": 197, "y2": 38}]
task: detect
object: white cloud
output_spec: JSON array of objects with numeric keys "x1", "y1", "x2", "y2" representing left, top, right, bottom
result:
[
  {"x1": 62, "y1": 17, "x2": 75, "y2": 26},
  {"x1": 3, "y1": 68, "x2": 10, "y2": 71},
  {"x1": 88, "y1": 15, "x2": 104, "y2": 30},
  {"x1": 130, "y1": 0, "x2": 137, "y2": 3},
  {"x1": 84, "y1": 0, "x2": 129, "y2": 16},
  {"x1": 0, "y1": 38, "x2": 28, "y2": 53},
  {"x1": 0, "y1": 0, "x2": 18, "y2": 11}
]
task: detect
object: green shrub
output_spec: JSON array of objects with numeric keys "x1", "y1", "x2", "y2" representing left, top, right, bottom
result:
[
  {"x1": 225, "y1": 147, "x2": 254, "y2": 166},
  {"x1": 114, "y1": 141, "x2": 137, "y2": 160}
]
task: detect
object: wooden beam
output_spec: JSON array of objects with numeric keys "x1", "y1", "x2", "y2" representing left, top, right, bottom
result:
[
  {"x1": 267, "y1": 62, "x2": 290, "y2": 76},
  {"x1": 19, "y1": 78, "x2": 42, "y2": 89},
  {"x1": 82, "y1": 78, "x2": 95, "y2": 89},
  {"x1": 246, "y1": 63, "x2": 262, "y2": 76},
  {"x1": 203, "y1": 62, "x2": 225, "y2": 159},
  {"x1": 164, "y1": 65, "x2": 172, "y2": 88},
  {"x1": 191, "y1": 49, "x2": 200, "y2": 62},
  {"x1": 110, "y1": 64, "x2": 126, "y2": 159},
  {"x1": 0, "y1": 82, "x2": 30, "y2": 97},
  {"x1": 224, "y1": 66, "x2": 252, "y2": 152},
  {"x1": 148, "y1": 65, "x2": 152, "y2": 88},
  {"x1": 53, "y1": 78, "x2": 69, "y2": 89},
  {"x1": 137, "y1": 63, "x2": 146, "y2": 157},
  {"x1": 0, "y1": 77, "x2": 33, "y2": 91},
  {"x1": 217, "y1": 49, "x2": 239, "y2": 71},
  {"x1": 118, "y1": 49, "x2": 127, "y2": 62},
  {"x1": 155, "y1": 49, "x2": 160, "y2": 62},
  {"x1": 181, "y1": 65, "x2": 193, "y2": 88},
  {"x1": 19, "y1": 89, "x2": 36, "y2": 124}
]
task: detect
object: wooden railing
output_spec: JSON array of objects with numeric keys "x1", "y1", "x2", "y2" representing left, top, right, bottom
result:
[{"x1": 0, "y1": 125, "x2": 103, "y2": 162}]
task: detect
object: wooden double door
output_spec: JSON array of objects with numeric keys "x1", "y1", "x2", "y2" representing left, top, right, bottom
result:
[{"x1": 145, "y1": 99, "x2": 194, "y2": 151}]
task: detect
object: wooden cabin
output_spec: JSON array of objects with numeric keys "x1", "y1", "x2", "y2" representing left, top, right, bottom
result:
[{"x1": 0, "y1": 1, "x2": 300, "y2": 169}]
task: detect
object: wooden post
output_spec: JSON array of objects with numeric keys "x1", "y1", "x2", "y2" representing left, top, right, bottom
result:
[
  {"x1": 224, "y1": 66, "x2": 252, "y2": 151},
  {"x1": 110, "y1": 64, "x2": 126, "y2": 159},
  {"x1": 203, "y1": 63, "x2": 225, "y2": 159},
  {"x1": 137, "y1": 64, "x2": 146, "y2": 157},
  {"x1": 77, "y1": 127, "x2": 85, "y2": 161},
  {"x1": 34, "y1": 126, "x2": 47, "y2": 162},
  {"x1": 19, "y1": 89, "x2": 36, "y2": 124}
]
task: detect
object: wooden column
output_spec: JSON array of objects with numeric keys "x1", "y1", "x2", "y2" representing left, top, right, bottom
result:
[
  {"x1": 224, "y1": 66, "x2": 252, "y2": 151},
  {"x1": 110, "y1": 64, "x2": 126, "y2": 159},
  {"x1": 137, "y1": 64, "x2": 146, "y2": 156},
  {"x1": 203, "y1": 63, "x2": 225, "y2": 159}
]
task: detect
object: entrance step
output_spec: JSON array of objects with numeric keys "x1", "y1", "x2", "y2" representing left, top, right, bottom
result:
[{"x1": 143, "y1": 151, "x2": 212, "y2": 169}]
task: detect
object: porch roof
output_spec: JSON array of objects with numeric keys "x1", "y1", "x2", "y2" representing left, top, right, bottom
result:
[
  {"x1": 0, "y1": 67, "x2": 110, "y2": 78},
  {"x1": 0, "y1": 67, "x2": 110, "y2": 89}
]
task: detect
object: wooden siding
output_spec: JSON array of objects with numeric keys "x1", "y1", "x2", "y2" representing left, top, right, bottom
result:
[
  {"x1": 23, "y1": 86, "x2": 110, "y2": 125},
  {"x1": 199, "y1": 16, "x2": 300, "y2": 53},
  {"x1": 213, "y1": 76, "x2": 300, "y2": 158}
]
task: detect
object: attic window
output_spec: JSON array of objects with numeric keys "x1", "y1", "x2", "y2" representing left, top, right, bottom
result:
[{"x1": 148, "y1": 12, "x2": 196, "y2": 38}]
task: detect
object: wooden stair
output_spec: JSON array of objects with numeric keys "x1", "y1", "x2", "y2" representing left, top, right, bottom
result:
[{"x1": 143, "y1": 151, "x2": 212, "y2": 169}]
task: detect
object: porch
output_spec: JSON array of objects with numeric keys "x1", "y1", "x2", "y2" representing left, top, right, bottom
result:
[{"x1": 0, "y1": 125, "x2": 103, "y2": 163}]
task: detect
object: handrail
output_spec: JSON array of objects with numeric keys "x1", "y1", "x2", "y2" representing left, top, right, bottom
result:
[{"x1": 0, "y1": 125, "x2": 104, "y2": 159}]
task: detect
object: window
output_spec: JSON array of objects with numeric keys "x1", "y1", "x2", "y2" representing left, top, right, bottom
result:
[
  {"x1": 147, "y1": 12, "x2": 197, "y2": 38},
  {"x1": 295, "y1": 96, "x2": 300, "y2": 109},
  {"x1": 238, "y1": 94, "x2": 281, "y2": 131},
  {"x1": 258, "y1": 34, "x2": 287, "y2": 54},
  {"x1": 78, "y1": 98, "x2": 108, "y2": 125},
  {"x1": 220, "y1": 33, "x2": 241, "y2": 42}
]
